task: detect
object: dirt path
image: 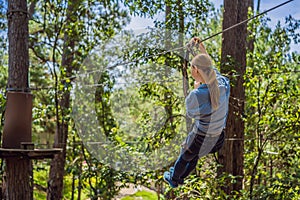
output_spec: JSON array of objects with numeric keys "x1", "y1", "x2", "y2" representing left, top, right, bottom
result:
[{"x1": 113, "y1": 183, "x2": 157, "y2": 200}]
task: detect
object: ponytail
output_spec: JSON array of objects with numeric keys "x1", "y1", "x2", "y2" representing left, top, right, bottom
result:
[
  {"x1": 191, "y1": 54, "x2": 220, "y2": 110},
  {"x1": 207, "y1": 73, "x2": 220, "y2": 110}
]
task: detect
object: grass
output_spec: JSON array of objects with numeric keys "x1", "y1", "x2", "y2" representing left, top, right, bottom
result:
[{"x1": 121, "y1": 190, "x2": 158, "y2": 200}]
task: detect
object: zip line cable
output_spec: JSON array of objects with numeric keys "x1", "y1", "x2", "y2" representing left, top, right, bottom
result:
[
  {"x1": 200, "y1": 0, "x2": 295, "y2": 43},
  {"x1": 62, "y1": 0, "x2": 295, "y2": 81},
  {"x1": 4, "y1": 0, "x2": 297, "y2": 92}
]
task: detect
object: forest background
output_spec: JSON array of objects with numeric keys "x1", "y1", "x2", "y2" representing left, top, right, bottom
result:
[{"x1": 0, "y1": 0, "x2": 299, "y2": 199}]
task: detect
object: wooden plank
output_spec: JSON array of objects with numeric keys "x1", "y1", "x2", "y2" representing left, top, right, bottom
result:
[{"x1": 0, "y1": 148, "x2": 62, "y2": 159}]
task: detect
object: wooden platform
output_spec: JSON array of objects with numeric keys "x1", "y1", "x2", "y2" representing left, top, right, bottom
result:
[{"x1": 0, "y1": 148, "x2": 62, "y2": 159}]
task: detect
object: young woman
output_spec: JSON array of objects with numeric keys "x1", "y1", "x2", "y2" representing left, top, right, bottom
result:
[{"x1": 164, "y1": 37, "x2": 230, "y2": 188}]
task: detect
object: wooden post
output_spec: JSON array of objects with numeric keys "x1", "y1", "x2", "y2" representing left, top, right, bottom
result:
[
  {"x1": 3, "y1": 0, "x2": 33, "y2": 198},
  {"x1": 2, "y1": 2, "x2": 62, "y2": 199}
]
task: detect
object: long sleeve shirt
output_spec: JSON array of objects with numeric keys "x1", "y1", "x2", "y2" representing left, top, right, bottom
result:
[{"x1": 185, "y1": 68, "x2": 230, "y2": 136}]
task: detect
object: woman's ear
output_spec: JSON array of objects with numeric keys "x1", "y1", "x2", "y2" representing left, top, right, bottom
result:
[{"x1": 192, "y1": 65, "x2": 198, "y2": 72}]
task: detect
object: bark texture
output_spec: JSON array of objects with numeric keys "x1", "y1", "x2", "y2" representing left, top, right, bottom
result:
[
  {"x1": 218, "y1": 0, "x2": 252, "y2": 195},
  {"x1": 3, "y1": 0, "x2": 32, "y2": 199},
  {"x1": 47, "y1": 0, "x2": 80, "y2": 199}
]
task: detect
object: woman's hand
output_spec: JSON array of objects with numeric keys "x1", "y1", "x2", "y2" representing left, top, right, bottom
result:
[
  {"x1": 187, "y1": 37, "x2": 208, "y2": 55},
  {"x1": 194, "y1": 81, "x2": 201, "y2": 89}
]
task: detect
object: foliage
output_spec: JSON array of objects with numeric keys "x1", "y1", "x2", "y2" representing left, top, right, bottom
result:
[
  {"x1": 159, "y1": 4, "x2": 300, "y2": 200},
  {"x1": 243, "y1": 14, "x2": 300, "y2": 200},
  {"x1": 0, "y1": 0, "x2": 299, "y2": 199}
]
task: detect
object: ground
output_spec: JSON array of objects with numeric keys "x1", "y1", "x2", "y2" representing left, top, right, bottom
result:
[{"x1": 113, "y1": 183, "x2": 157, "y2": 200}]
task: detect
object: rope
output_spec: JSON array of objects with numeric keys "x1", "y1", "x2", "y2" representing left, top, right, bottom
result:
[
  {"x1": 62, "y1": 0, "x2": 295, "y2": 81},
  {"x1": 6, "y1": 9, "x2": 29, "y2": 17},
  {"x1": 1, "y1": 0, "x2": 296, "y2": 92},
  {"x1": 200, "y1": 0, "x2": 295, "y2": 43}
]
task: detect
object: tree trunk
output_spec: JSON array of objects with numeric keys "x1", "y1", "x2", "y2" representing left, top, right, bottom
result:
[
  {"x1": 164, "y1": 3, "x2": 175, "y2": 135},
  {"x1": 47, "y1": 0, "x2": 80, "y2": 199},
  {"x1": 7, "y1": 0, "x2": 29, "y2": 89},
  {"x1": 3, "y1": 0, "x2": 32, "y2": 199},
  {"x1": 4, "y1": 158, "x2": 32, "y2": 200},
  {"x1": 218, "y1": 0, "x2": 251, "y2": 195},
  {"x1": 178, "y1": 0, "x2": 192, "y2": 132}
]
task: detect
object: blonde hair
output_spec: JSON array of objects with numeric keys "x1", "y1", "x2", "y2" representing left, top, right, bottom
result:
[{"x1": 191, "y1": 54, "x2": 220, "y2": 110}]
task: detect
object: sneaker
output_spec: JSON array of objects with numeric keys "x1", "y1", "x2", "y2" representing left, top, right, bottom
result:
[
  {"x1": 163, "y1": 171, "x2": 178, "y2": 188},
  {"x1": 169, "y1": 167, "x2": 184, "y2": 185}
]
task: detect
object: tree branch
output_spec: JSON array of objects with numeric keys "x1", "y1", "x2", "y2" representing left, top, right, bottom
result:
[{"x1": 28, "y1": 0, "x2": 38, "y2": 20}]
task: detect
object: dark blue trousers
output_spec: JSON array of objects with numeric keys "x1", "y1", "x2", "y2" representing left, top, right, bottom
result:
[{"x1": 171, "y1": 130, "x2": 225, "y2": 182}]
